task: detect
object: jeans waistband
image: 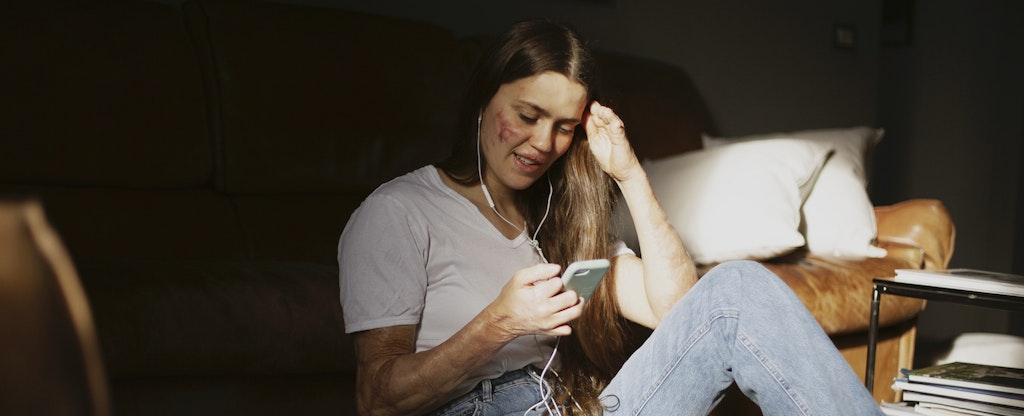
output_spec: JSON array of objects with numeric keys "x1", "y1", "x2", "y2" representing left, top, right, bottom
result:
[
  {"x1": 428, "y1": 367, "x2": 541, "y2": 415},
  {"x1": 492, "y1": 367, "x2": 536, "y2": 385},
  {"x1": 480, "y1": 367, "x2": 538, "y2": 401}
]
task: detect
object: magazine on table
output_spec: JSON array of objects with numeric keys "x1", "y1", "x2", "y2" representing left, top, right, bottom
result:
[{"x1": 892, "y1": 269, "x2": 1024, "y2": 297}]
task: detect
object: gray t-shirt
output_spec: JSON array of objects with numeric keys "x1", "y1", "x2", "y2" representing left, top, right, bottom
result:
[{"x1": 339, "y1": 165, "x2": 556, "y2": 399}]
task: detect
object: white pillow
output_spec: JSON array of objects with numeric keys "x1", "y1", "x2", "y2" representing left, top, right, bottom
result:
[
  {"x1": 702, "y1": 127, "x2": 888, "y2": 258},
  {"x1": 616, "y1": 138, "x2": 833, "y2": 265}
]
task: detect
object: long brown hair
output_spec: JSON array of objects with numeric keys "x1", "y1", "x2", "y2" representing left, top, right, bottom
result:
[{"x1": 438, "y1": 20, "x2": 644, "y2": 414}]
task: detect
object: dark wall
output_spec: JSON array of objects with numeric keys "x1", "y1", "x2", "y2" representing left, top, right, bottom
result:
[
  {"x1": 1013, "y1": 103, "x2": 1024, "y2": 336},
  {"x1": 875, "y1": 0, "x2": 1024, "y2": 339}
]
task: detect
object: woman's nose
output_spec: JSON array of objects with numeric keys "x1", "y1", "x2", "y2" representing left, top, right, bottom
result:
[{"x1": 528, "y1": 124, "x2": 557, "y2": 152}]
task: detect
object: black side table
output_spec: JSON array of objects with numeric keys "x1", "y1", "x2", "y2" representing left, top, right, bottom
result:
[{"x1": 865, "y1": 278, "x2": 1024, "y2": 392}]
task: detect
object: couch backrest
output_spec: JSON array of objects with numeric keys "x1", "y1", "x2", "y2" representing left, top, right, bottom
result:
[
  {"x1": 596, "y1": 51, "x2": 715, "y2": 160},
  {"x1": 2, "y1": 1, "x2": 211, "y2": 189},
  {"x1": 0, "y1": 0, "x2": 246, "y2": 262},
  {"x1": 194, "y1": 1, "x2": 471, "y2": 194},
  {"x1": 1, "y1": 0, "x2": 713, "y2": 265},
  {"x1": 185, "y1": 0, "x2": 476, "y2": 264}
]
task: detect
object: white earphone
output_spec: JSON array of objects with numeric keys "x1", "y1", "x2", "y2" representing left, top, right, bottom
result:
[
  {"x1": 476, "y1": 110, "x2": 553, "y2": 262},
  {"x1": 478, "y1": 110, "x2": 564, "y2": 415}
]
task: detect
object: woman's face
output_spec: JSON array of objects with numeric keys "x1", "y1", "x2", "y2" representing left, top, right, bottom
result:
[{"x1": 480, "y1": 71, "x2": 588, "y2": 193}]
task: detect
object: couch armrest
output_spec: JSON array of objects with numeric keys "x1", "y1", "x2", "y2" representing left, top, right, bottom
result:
[{"x1": 875, "y1": 199, "x2": 956, "y2": 270}]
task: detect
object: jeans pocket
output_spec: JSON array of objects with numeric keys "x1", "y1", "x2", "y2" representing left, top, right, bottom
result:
[{"x1": 430, "y1": 395, "x2": 481, "y2": 416}]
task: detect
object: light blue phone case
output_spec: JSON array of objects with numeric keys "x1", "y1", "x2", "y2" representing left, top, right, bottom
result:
[{"x1": 561, "y1": 259, "x2": 610, "y2": 299}]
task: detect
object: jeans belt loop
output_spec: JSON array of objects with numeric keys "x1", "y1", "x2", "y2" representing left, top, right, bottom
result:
[{"x1": 480, "y1": 378, "x2": 493, "y2": 402}]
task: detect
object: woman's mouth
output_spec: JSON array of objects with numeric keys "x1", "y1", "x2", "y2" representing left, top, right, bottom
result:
[{"x1": 514, "y1": 153, "x2": 544, "y2": 171}]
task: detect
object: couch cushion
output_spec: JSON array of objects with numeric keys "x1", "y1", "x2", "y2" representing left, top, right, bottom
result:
[
  {"x1": 0, "y1": 186, "x2": 246, "y2": 262},
  {"x1": 196, "y1": 0, "x2": 469, "y2": 194},
  {"x1": 231, "y1": 194, "x2": 367, "y2": 266},
  {"x1": 0, "y1": 1, "x2": 211, "y2": 188},
  {"x1": 110, "y1": 374, "x2": 356, "y2": 416},
  {"x1": 80, "y1": 259, "x2": 352, "y2": 377}
]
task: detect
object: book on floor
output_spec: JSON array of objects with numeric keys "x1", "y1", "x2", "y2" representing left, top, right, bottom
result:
[
  {"x1": 881, "y1": 401, "x2": 922, "y2": 416},
  {"x1": 892, "y1": 378, "x2": 1024, "y2": 409},
  {"x1": 909, "y1": 362, "x2": 1024, "y2": 395},
  {"x1": 891, "y1": 269, "x2": 1024, "y2": 297},
  {"x1": 902, "y1": 391, "x2": 1024, "y2": 416}
]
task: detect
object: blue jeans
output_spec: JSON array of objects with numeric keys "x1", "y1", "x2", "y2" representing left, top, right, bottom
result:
[
  {"x1": 601, "y1": 260, "x2": 882, "y2": 415},
  {"x1": 428, "y1": 367, "x2": 547, "y2": 416},
  {"x1": 434, "y1": 261, "x2": 882, "y2": 415}
]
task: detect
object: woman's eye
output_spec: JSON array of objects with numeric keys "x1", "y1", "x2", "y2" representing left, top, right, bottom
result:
[
  {"x1": 519, "y1": 114, "x2": 538, "y2": 124},
  {"x1": 559, "y1": 127, "x2": 574, "y2": 135}
]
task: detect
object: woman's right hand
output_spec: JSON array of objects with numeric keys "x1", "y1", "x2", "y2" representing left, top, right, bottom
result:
[
  {"x1": 353, "y1": 264, "x2": 584, "y2": 415},
  {"x1": 484, "y1": 263, "x2": 583, "y2": 339}
]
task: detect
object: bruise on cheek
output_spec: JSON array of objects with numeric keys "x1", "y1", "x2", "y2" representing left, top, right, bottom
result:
[{"x1": 495, "y1": 109, "x2": 525, "y2": 143}]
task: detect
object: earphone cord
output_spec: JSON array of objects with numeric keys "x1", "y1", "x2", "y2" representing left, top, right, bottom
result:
[
  {"x1": 525, "y1": 337, "x2": 563, "y2": 416},
  {"x1": 476, "y1": 112, "x2": 552, "y2": 263},
  {"x1": 478, "y1": 113, "x2": 562, "y2": 414}
]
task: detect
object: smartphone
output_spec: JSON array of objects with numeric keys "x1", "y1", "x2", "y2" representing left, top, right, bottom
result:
[{"x1": 561, "y1": 259, "x2": 610, "y2": 299}]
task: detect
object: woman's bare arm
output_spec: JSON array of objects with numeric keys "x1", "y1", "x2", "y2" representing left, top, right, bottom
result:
[
  {"x1": 353, "y1": 321, "x2": 507, "y2": 415},
  {"x1": 614, "y1": 169, "x2": 696, "y2": 327},
  {"x1": 352, "y1": 263, "x2": 582, "y2": 415},
  {"x1": 585, "y1": 101, "x2": 696, "y2": 327}
]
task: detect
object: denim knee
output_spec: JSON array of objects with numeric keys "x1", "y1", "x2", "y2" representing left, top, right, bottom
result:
[{"x1": 701, "y1": 260, "x2": 792, "y2": 303}]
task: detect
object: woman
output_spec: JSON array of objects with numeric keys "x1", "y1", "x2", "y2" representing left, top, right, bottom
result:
[{"x1": 339, "y1": 20, "x2": 882, "y2": 415}]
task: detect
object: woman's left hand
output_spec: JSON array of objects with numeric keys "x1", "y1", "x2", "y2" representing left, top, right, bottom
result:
[{"x1": 584, "y1": 101, "x2": 642, "y2": 182}]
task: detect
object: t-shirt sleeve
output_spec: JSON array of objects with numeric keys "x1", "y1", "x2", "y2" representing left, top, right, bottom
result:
[
  {"x1": 611, "y1": 240, "x2": 636, "y2": 258},
  {"x1": 338, "y1": 193, "x2": 429, "y2": 333}
]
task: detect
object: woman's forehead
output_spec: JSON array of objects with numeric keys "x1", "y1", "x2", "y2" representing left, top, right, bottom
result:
[{"x1": 494, "y1": 72, "x2": 588, "y2": 120}]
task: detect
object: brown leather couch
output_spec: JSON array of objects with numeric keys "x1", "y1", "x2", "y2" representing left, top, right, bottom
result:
[{"x1": 1, "y1": 0, "x2": 954, "y2": 414}]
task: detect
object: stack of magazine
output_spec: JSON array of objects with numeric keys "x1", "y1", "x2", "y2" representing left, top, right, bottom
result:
[{"x1": 884, "y1": 362, "x2": 1024, "y2": 415}]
